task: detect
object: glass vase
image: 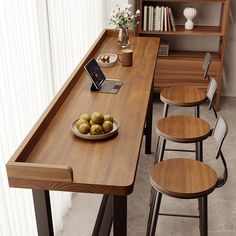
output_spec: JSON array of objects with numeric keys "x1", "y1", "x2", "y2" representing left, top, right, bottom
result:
[{"x1": 117, "y1": 28, "x2": 129, "y2": 48}]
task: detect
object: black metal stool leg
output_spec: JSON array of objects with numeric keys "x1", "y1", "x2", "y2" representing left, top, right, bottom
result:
[
  {"x1": 154, "y1": 135, "x2": 160, "y2": 165},
  {"x1": 158, "y1": 138, "x2": 166, "y2": 162},
  {"x1": 199, "y1": 141, "x2": 203, "y2": 161},
  {"x1": 195, "y1": 141, "x2": 203, "y2": 162},
  {"x1": 195, "y1": 105, "x2": 200, "y2": 161},
  {"x1": 195, "y1": 142, "x2": 199, "y2": 161},
  {"x1": 199, "y1": 196, "x2": 208, "y2": 236},
  {"x1": 163, "y1": 103, "x2": 169, "y2": 117},
  {"x1": 154, "y1": 135, "x2": 161, "y2": 164},
  {"x1": 199, "y1": 141, "x2": 203, "y2": 162},
  {"x1": 154, "y1": 136, "x2": 166, "y2": 164},
  {"x1": 150, "y1": 136, "x2": 164, "y2": 207},
  {"x1": 147, "y1": 187, "x2": 157, "y2": 229},
  {"x1": 150, "y1": 135, "x2": 161, "y2": 207},
  {"x1": 195, "y1": 105, "x2": 200, "y2": 118},
  {"x1": 148, "y1": 191, "x2": 163, "y2": 236},
  {"x1": 198, "y1": 197, "x2": 203, "y2": 235}
]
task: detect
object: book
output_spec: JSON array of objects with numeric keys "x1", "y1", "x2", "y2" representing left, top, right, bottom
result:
[
  {"x1": 164, "y1": 7, "x2": 167, "y2": 31},
  {"x1": 169, "y1": 8, "x2": 176, "y2": 31},
  {"x1": 148, "y1": 6, "x2": 152, "y2": 31},
  {"x1": 167, "y1": 7, "x2": 171, "y2": 31},
  {"x1": 143, "y1": 6, "x2": 147, "y2": 31},
  {"x1": 156, "y1": 6, "x2": 161, "y2": 31},
  {"x1": 153, "y1": 7, "x2": 156, "y2": 31},
  {"x1": 161, "y1": 6, "x2": 164, "y2": 31},
  {"x1": 150, "y1": 6, "x2": 154, "y2": 31},
  {"x1": 154, "y1": 6, "x2": 159, "y2": 31}
]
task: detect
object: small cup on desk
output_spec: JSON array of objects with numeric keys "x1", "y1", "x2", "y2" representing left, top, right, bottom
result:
[{"x1": 118, "y1": 49, "x2": 133, "y2": 67}]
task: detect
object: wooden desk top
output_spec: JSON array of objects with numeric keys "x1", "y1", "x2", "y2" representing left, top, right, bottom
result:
[{"x1": 7, "y1": 30, "x2": 160, "y2": 196}]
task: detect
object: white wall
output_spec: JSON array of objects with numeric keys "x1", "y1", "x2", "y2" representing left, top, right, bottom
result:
[
  {"x1": 223, "y1": 1, "x2": 236, "y2": 97},
  {"x1": 114, "y1": 0, "x2": 236, "y2": 97}
]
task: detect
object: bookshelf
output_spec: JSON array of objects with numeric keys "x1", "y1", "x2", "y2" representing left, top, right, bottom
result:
[{"x1": 136, "y1": 0, "x2": 230, "y2": 110}]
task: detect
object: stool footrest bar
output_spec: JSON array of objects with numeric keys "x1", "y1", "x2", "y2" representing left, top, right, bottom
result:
[
  {"x1": 165, "y1": 148, "x2": 195, "y2": 153},
  {"x1": 159, "y1": 213, "x2": 200, "y2": 218}
]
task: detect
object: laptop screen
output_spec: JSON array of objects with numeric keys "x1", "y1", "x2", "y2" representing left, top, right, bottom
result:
[{"x1": 84, "y1": 58, "x2": 105, "y2": 89}]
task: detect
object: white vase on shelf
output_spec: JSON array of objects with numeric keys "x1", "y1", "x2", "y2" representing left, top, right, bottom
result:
[{"x1": 183, "y1": 7, "x2": 197, "y2": 30}]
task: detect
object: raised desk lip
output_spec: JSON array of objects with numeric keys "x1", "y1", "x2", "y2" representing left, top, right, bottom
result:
[{"x1": 6, "y1": 29, "x2": 160, "y2": 196}]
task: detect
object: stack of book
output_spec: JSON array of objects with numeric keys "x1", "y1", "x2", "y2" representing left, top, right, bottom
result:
[{"x1": 143, "y1": 6, "x2": 176, "y2": 32}]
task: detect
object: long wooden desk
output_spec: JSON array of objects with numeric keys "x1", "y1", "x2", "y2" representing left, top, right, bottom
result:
[{"x1": 7, "y1": 30, "x2": 160, "y2": 236}]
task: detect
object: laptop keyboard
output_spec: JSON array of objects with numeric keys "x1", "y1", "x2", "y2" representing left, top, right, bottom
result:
[{"x1": 101, "y1": 80, "x2": 116, "y2": 90}]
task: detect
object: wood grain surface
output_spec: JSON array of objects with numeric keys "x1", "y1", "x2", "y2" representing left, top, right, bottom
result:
[
  {"x1": 156, "y1": 115, "x2": 211, "y2": 143},
  {"x1": 150, "y1": 158, "x2": 218, "y2": 199},
  {"x1": 7, "y1": 162, "x2": 73, "y2": 182},
  {"x1": 160, "y1": 86, "x2": 206, "y2": 106},
  {"x1": 7, "y1": 30, "x2": 160, "y2": 195}
]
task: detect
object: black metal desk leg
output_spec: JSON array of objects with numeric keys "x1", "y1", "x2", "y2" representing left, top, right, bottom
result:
[
  {"x1": 113, "y1": 196, "x2": 127, "y2": 236},
  {"x1": 145, "y1": 87, "x2": 153, "y2": 154},
  {"x1": 92, "y1": 195, "x2": 113, "y2": 236},
  {"x1": 32, "y1": 190, "x2": 54, "y2": 236}
]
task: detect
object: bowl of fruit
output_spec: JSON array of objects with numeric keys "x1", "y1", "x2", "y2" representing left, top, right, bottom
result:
[{"x1": 71, "y1": 112, "x2": 119, "y2": 140}]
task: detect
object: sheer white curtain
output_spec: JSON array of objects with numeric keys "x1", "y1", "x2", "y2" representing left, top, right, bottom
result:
[
  {"x1": 47, "y1": 0, "x2": 105, "y2": 92},
  {"x1": 0, "y1": 0, "x2": 105, "y2": 235}
]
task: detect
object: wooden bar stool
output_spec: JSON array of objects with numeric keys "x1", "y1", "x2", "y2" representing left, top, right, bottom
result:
[
  {"x1": 155, "y1": 115, "x2": 212, "y2": 163},
  {"x1": 155, "y1": 78, "x2": 218, "y2": 164},
  {"x1": 160, "y1": 53, "x2": 216, "y2": 118},
  {"x1": 147, "y1": 116, "x2": 228, "y2": 236}
]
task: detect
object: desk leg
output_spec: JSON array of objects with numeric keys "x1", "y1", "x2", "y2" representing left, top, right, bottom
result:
[
  {"x1": 145, "y1": 86, "x2": 153, "y2": 154},
  {"x1": 113, "y1": 196, "x2": 127, "y2": 236},
  {"x1": 32, "y1": 190, "x2": 54, "y2": 236},
  {"x1": 92, "y1": 195, "x2": 113, "y2": 236}
]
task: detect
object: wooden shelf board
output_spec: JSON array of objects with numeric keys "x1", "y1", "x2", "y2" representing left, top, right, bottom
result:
[
  {"x1": 158, "y1": 51, "x2": 221, "y2": 60},
  {"x1": 139, "y1": 26, "x2": 223, "y2": 36}
]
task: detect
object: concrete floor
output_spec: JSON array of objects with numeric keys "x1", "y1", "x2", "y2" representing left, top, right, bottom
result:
[{"x1": 57, "y1": 96, "x2": 236, "y2": 236}]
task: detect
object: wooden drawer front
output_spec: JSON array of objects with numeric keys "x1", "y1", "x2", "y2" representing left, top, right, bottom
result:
[{"x1": 155, "y1": 59, "x2": 220, "y2": 76}]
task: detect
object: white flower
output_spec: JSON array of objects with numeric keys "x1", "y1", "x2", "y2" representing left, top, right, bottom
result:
[{"x1": 109, "y1": 4, "x2": 139, "y2": 28}]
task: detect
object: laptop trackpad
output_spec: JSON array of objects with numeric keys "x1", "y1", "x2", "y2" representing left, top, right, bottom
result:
[
  {"x1": 113, "y1": 84, "x2": 121, "y2": 89},
  {"x1": 98, "y1": 79, "x2": 123, "y2": 94}
]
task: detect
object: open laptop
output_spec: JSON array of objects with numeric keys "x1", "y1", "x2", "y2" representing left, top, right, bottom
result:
[{"x1": 84, "y1": 58, "x2": 123, "y2": 94}]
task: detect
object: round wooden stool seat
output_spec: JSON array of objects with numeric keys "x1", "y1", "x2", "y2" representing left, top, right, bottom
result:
[
  {"x1": 160, "y1": 86, "x2": 206, "y2": 107},
  {"x1": 156, "y1": 115, "x2": 211, "y2": 143},
  {"x1": 150, "y1": 158, "x2": 218, "y2": 199}
]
